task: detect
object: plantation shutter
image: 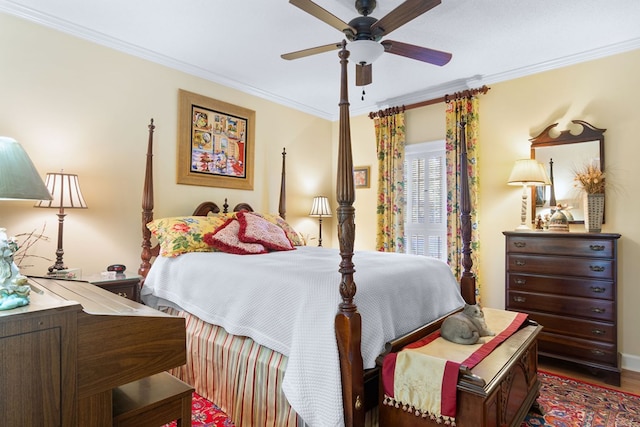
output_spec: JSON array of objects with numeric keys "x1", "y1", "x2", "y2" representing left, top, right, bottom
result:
[{"x1": 404, "y1": 141, "x2": 446, "y2": 261}]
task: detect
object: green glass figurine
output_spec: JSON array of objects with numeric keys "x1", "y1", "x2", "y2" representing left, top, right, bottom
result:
[{"x1": 0, "y1": 228, "x2": 30, "y2": 310}]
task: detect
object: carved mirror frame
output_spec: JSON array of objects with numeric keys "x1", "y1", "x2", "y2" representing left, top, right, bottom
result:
[{"x1": 530, "y1": 120, "x2": 606, "y2": 225}]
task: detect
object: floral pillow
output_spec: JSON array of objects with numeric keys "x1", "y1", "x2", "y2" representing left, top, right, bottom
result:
[
  {"x1": 203, "y1": 218, "x2": 267, "y2": 255},
  {"x1": 147, "y1": 216, "x2": 227, "y2": 257},
  {"x1": 237, "y1": 211, "x2": 295, "y2": 251},
  {"x1": 252, "y1": 212, "x2": 304, "y2": 246}
]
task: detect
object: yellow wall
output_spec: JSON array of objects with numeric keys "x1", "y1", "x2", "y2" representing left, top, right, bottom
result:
[
  {"x1": 345, "y1": 50, "x2": 640, "y2": 370},
  {"x1": 0, "y1": 13, "x2": 334, "y2": 275},
  {"x1": 2, "y1": 12, "x2": 639, "y2": 370}
]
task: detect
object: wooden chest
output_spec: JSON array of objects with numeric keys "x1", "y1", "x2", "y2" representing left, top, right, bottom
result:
[
  {"x1": 378, "y1": 321, "x2": 541, "y2": 427},
  {"x1": 503, "y1": 231, "x2": 621, "y2": 385}
]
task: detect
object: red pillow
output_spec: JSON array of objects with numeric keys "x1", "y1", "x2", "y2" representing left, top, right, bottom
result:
[
  {"x1": 203, "y1": 218, "x2": 267, "y2": 255},
  {"x1": 237, "y1": 211, "x2": 295, "y2": 251}
]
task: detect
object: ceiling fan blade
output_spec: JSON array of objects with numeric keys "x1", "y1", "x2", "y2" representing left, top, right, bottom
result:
[
  {"x1": 381, "y1": 40, "x2": 451, "y2": 66},
  {"x1": 289, "y1": 0, "x2": 355, "y2": 34},
  {"x1": 371, "y1": 0, "x2": 441, "y2": 37},
  {"x1": 281, "y1": 42, "x2": 342, "y2": 60}
]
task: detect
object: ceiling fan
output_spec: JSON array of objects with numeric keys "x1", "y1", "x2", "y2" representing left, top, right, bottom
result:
[{"x1": 281, "y1": 0, "x2": 452, "y2": 86}]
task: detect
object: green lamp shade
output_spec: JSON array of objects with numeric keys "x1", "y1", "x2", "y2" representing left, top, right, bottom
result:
[{"x1": 0, "y1": 136, "x2": 52, "y2": 201}]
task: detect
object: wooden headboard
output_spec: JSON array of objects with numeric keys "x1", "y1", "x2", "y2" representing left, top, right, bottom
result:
[{"x1": 191, "y1": 200, "x2": 254, "y2": 216}]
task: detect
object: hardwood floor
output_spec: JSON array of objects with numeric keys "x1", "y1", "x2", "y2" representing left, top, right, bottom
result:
[{"x1": 538, "y1": 357, "x2": 640, "y2": 395}]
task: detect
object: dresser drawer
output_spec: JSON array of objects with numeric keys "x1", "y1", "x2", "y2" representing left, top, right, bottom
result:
[
  {"x1": 507, "y1": 291, "x2": 615, "y2": 322},
  {"x1": 538, "y1": 332, "x2": 617, "y2": 365},
  {"x1": 507, "y1": 254, "x2": 614, "y2": 280},
  {"x1": 515, "y1": 310, "x2": 615, "y2": 343},
  {"x1": 507, "y1": 274, "x2": 614, "y2": 300},
  {"x1": 506, "y1": 236, "x2": 615, "y2": 258},
  {"x1": 97, "y1": 282, "x2": 139, "y2": 302}
]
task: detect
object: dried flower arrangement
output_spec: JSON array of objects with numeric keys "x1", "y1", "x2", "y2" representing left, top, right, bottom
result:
[
  {"x1": 574, "y1": 162, "x2": 605, "y2": 194},
  {"x1": 12, "y1": 224, "x2": 51, "y2": 268}
]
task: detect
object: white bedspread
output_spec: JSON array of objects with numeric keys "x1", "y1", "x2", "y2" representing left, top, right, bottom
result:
[{"x1": 141, "y1": 246, "x2": 465, "y2": 427}]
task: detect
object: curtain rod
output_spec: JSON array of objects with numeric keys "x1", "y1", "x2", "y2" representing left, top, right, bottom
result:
[{"x1": 368, "y1": 85, "x2": 491, "y2": 119}]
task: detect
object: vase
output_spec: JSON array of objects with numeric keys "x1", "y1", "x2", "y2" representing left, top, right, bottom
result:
[{"x1": 583, "y1": 193, "x2": 605, "y2": 233}]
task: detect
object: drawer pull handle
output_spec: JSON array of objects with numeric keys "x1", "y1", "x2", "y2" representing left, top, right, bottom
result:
[
  {"x1": 590, "y1": 286, "x2": 606, "y2": 293},
  {"x1": 591, "y1": 307, "x2": 606, "y2": 314},
  {"x1": 514, "y1": 278, "x2": 526, "y2": 285},
  {"x1": 515, "y1": 260, "x2": 526, "y2": 266},
  {"x1": 589, "y1": 265, "x2": 605, "y2": 272},
  {"x1": 513, "y1": 241, "x2": 527, "y2": 248},
  {"x1": 590, "y1": 349, "x2": 605, "y2": 356},
  {"x1": 118, "y1": 292, "x2": 128, "y2": 298},
  {"x1": 592, "y1": 329, "x2": 606, "y2": 336},
  {"x1": 589, "y1": 244, "x2": 605, "y2": 251},
  {"x1": 513, "y1": 296, "x2": 526, "y2": 303}
]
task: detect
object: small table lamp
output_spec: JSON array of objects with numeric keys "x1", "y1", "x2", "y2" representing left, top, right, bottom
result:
[
  {"x1": 34, "y1": 171, "x2": 87, "y2": 274},
  {"x1": 508, "y1": 159, "x2": 549, "y2": 230},
  {"x1": 309, "y1": 196, "x2": 331, "y2": 247},
  {"x1": 0, "y1": 136, "x2": 52, "y2": 310}
]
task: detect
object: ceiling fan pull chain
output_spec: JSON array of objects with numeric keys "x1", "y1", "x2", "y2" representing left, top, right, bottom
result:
[{"x1": 361, "y1": 88, "x2": 366, "y2": 101}]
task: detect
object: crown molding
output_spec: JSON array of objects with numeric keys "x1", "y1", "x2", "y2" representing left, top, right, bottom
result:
[
  {"x1": 3, "y1": 1, "x2": 640, "y2": 122},
  {"x1": 369, "y1": 38, "x2": 640, "y2": 118}
]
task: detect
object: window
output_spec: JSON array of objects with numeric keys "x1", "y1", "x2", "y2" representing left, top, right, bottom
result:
[{"x1": 404, "y1": 140, "x2": 446, "y2": 261}]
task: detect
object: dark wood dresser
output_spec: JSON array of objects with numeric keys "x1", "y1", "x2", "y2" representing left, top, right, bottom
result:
[{"x1": 503, "y1": 231, "x2": 621, "y2": 386}]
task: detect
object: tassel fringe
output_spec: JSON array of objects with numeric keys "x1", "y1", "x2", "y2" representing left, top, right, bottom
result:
[{"x1": 383, "y1": 394, "x2": 457, "y2": 426}]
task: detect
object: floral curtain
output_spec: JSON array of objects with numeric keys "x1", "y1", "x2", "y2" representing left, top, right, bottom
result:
[
  {"x1": 445, "y1": 97, "x2": 480, "y2": 294},
  {"x1": 374, "y1": 112, "x2": 406, "y2": 252}
]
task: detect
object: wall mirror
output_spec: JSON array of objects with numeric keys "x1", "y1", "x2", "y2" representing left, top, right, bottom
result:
[{"x1": 530, "y1": 120, "x2": 605, "y2": 224}]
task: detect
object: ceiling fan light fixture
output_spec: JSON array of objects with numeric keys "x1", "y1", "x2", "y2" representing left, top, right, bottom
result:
[{"x1": 348, "y1": 39, "x2": 384, "y2": 65}]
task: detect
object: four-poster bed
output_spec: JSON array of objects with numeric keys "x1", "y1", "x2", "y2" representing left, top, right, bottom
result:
[{"x1": 138, "y1": 43, "x2": 538, "y2": 427}]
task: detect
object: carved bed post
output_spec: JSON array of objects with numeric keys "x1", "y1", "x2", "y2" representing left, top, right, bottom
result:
[
  {"x1": 279, "y1": 148, "x2": 287, "y2": 219},
  {"x1": 458, "y1": 120, "x2": 477, "y2": 305},
  {"x1": 139, "y1": 118, "x2": 155, "y2": 278},
  {"x1": 334, "y1": 41, "x2": 365, "y2": 427}
]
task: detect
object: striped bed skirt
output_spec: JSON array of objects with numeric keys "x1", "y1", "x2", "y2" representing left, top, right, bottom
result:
[{"x1": 164, "y1": 307, "x2": 379, "y2": 427}]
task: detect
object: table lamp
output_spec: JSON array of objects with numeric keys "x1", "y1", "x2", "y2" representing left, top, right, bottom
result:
[
  {"x1": 309, "y1": 196, "x2": 331, "y2": 247},
  {"x1": 0, "y1": 136, "x2": 52, "y2": 310},
  {"x1": 34, "y1": 171, "x2": 87, "y2": 274},
  {"x1": 507, "y1": 159, "x2": 549, "y2": 230}
]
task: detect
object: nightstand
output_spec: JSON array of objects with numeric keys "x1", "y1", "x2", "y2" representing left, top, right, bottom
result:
[{"x1": 84, "y1": 273, "x2": 141, "y2": 302}]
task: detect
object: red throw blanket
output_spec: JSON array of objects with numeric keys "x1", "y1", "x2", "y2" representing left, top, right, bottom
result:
[{"x1": 382, "y1": 308, "x2": 528, "y2": 424}]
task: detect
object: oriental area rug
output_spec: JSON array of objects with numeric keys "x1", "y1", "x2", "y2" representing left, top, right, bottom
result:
[{"x1": 166, "y1": 371, "x2": 640, "y2": 427}]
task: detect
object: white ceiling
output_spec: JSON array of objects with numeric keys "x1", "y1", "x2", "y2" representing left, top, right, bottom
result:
[{"x1": 2, "y1": 0, "x2": 640, "y2": 120}]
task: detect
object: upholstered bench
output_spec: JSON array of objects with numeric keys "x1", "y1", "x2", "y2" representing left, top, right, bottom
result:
[{"x1": 113, "y1": 371, "x2": 194, "y2": 427}]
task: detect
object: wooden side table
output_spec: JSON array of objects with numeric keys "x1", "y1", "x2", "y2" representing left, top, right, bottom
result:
[{"x1": 85, "y1": 273, "x2": 141, "y2": 303}]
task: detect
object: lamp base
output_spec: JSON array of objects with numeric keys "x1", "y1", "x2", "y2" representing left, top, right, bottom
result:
[
  {"x1": 47, "y1": 268, "x2": 82, "y2": 280},
  {"x1": 514, "y1": 224, "x2": 532, "y2": 231},
  {"x1": 47, "y1": 265, "x2": 67, "y2": 274}
]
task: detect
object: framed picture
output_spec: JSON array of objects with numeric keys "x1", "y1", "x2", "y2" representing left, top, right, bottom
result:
[
  {"x1": 354, "y1": 166, "x2": 370, "y2": 189},
  {"x1": 177, "y1": 89, "x2": 255, "y2": 190}
]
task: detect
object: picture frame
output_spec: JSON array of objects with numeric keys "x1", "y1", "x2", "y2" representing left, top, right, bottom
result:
[
  {"x1": 177, "y1": 89, "x2": 255, "y2": 190},
  {"x1": 354, "y1": 166, "x2": 370, "y2": 189}
]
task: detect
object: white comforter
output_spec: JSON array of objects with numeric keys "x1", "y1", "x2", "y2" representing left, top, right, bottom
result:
[{"x1": 141, "y1": 246, "x2": 465, "y2": 427}]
